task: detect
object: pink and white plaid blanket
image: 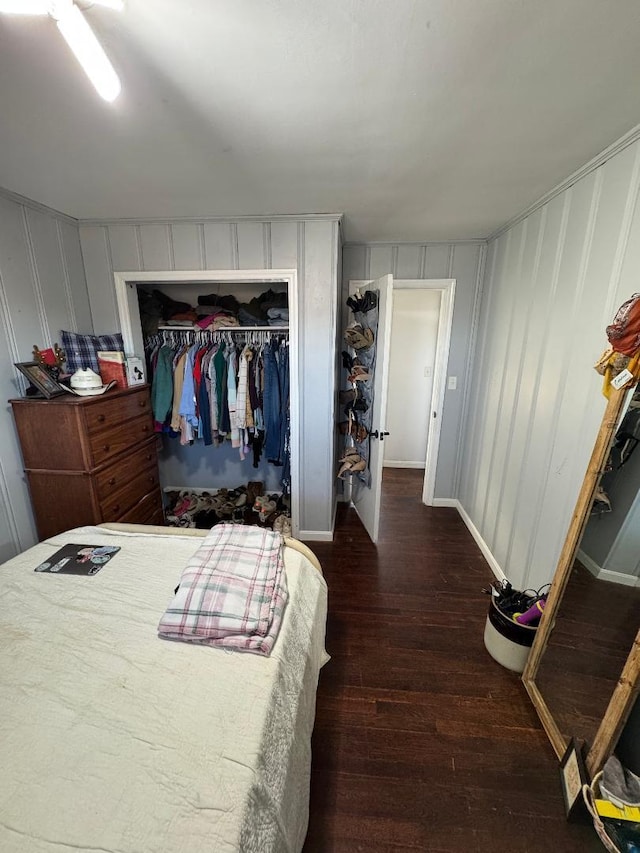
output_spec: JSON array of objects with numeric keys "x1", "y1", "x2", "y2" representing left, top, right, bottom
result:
[{"x1": 157, "y1": 523, "x2": 288, "y2": 655}]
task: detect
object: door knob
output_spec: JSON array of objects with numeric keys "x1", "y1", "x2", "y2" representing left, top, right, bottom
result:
[{"x1": 370, "y1": 430, "x2": 390, "y2": 440}]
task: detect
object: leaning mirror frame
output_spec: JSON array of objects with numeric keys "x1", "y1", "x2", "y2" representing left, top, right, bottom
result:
[{"x1": 522, "y1": 384, "x2": 640, "y2": 778}]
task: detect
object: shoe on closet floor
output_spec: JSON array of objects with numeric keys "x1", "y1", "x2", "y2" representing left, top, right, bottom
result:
[
  {"x1": 259, "y1": 500, "x2": 277, "y2": 522},
  {"x1": 247, "y1": 481, "x2": 264, "y2": 506},
  {"x1": 273, "y1": 514, "x2": 292, "y2": 537}
]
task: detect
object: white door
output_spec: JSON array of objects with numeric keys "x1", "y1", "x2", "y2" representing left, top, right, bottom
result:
[
  {"x1": 384, "y1": 289, "x2": 441, "y2": 467},
  {"x1": 349, "y1": 274, "x2": 394, "y2": 543}
]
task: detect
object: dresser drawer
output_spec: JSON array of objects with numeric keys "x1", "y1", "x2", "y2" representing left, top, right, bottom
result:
[
  {"x1": 89, "y1": 413, "x2": 154, "y2": 467},
  {"x1": 85, "y1": 389, "x2": 150, "y2": 435},
  {"x1": 95, "y1": 439, "x2": 158, "y2": 502},
  {"x1": 100, "y1": 463, "x2": 160, "y2": 519},
  {"x1": 116, "y1": 489, "x2": 164, "y2": 524}
]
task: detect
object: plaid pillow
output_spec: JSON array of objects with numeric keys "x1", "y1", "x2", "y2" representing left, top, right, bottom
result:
[{"x1": 61, "y1": 331, "x2": 124, "y2": 374}]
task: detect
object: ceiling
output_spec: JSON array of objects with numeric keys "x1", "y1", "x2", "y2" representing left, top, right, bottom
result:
[{"x1": 1, "y1": 0, "x2": 640, "y2": 242}]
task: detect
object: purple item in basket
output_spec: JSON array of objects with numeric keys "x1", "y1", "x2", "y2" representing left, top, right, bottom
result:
[{"x1": 515, "y1": 598, "x2": 546, "y2": 626}]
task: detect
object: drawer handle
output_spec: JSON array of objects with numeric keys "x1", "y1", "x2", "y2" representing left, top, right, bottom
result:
[
  {"x1": 146, "y1": 453, "x2": 152, "y2": 461},
  {"x1": 103, "y1": 444, "x2": 110, "y2": 453},
  {"x1": 149, "y1": 475, "x2": 155, "y2": 482},
  {"x1": 142, "y1": 425, "x2": 149, "y2": 432},
  {"x1": 112, "y1": 504, "x2": 120, "y2": 514},
  {"x1": 139, "y1": 400, "x2": 147, "y2": 407},
  {"x1": 108, "y1": 477, "x2": 116, "y2": 486},
  {"x1": 97, "y1": 414, "x2": 106, "y2": 423}
]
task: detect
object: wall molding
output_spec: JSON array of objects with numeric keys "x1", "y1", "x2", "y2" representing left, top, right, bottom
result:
[
  {"x1": 21, "y1": 207, "x2": 51, "y2": 345},
  {"x1": 597, "y1": 569, "x2": 640, "y2": 588},
  {"x1": 0, "y1": 185, "x2": 77, "y2": 226},
  {"x1": 431, "y1": 498, "x2": 457, "y2": 508},
  {"x1": 453, "y1": 241, "x2": 487, "y2": 498},
  {"x1": 578, "y1": 548, "x2": 639, "y2": 587},
  {"x1": 384, "y1": 461, "x2": 425, "y2": 469},
  {"x1": 0, "y1": 457, "x2": 22, "y2": 557},
  {"x1": 488, "y1": 122, "x2": 640, "y2": 242},
  {"x1": 577, "y1": 547, "x2": 603, "y2": 579},
  {"x1": 344, "y1": 238, "x2": 486, "y2": 247},
  {"x1": 298, "y1": 529, "x2": 334, "y2": 542},
  {"x1": 56, "y1": 219, "x2": 78, "y2": 332},
  {"x1": 455, "y1": 500, "x2": 507, "y2": 582},
  {"x1": 80, "y1": 213, "x2": 343, "y2": 227}
]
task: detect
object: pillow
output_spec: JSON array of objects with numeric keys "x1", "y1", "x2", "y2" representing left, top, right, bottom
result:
[{"x1": 61, "y1": 331, "x2": 124, "y2": 375}]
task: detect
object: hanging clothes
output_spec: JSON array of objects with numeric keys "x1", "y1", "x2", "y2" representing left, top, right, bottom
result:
[{"x1": 144, "y1": 329, "x2": 290, "y2": 492}]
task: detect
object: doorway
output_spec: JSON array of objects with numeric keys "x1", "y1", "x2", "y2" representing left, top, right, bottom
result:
[
  {"x1": 384, "y1": 288, "x2": 442, "y2": 478},
  {"x1": 394, "y1": 279, "x2": 454, "y2": 506},
  {"x1": 112, "y1": 268, "x2": 301, "y2": 537},
  {"x1": 346, "y1": 277, "x2": 455, "y2": 542}
]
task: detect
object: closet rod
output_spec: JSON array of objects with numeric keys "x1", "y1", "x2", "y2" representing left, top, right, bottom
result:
[{"x1": 157, "y1": 325, "x2": 289, "y2": 332}]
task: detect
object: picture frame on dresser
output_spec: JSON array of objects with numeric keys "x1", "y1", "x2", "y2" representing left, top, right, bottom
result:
[{"x1": 15, "y1": 361, "x2": 65, "y2": 399}]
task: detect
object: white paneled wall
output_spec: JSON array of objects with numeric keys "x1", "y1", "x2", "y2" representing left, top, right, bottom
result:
[
  {"x1": 459, "y1": 139, "x2": 640, "y2": 591},
  {"x1": 79, "y1": 216, "x2": 341, "y2": 538},
  {"x1": 0, "y1": 190, "x2": 91, "y2": 560},
  {"x1": 342, "y1": 241, "x2": 484, "y2": 498}
]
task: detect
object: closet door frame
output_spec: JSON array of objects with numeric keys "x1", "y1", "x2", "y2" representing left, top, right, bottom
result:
[{"x1": 113, "y1": 268, "x2": 300, "y2": 537}]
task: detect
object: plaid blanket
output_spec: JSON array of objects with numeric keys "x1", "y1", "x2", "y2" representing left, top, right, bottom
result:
[{"x1": 157, "y1": 523, "x2": 288, "y2": 655}]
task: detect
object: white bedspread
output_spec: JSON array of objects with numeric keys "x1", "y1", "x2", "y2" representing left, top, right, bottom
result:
[{"x1": 0, "y1": 526, "x2": 328, "y2": 853}]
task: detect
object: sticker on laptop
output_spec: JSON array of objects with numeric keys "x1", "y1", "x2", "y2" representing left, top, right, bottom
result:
[{"x1": 34, "y1": 544, "x2": 120, "y2": 576}]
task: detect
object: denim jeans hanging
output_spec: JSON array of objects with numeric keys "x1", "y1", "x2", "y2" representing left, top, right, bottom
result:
[
  {"x1": 277, "y1": 342, "x2": 289, "y2": 465},
  {"x1": 263, "y1": 340, "x2": 283, "y2": 464}
]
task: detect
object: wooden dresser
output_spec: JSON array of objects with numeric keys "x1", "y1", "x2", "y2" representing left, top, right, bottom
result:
[{"x1": 10, "y1": 385, "x2": 164, "y2": 539}]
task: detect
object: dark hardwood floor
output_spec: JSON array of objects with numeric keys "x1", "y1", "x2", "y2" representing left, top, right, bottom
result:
[
  {"x1": 302, "y1": 469, "x2": 601, "y2": 852},
  {"x1": 537, "y1": 558, "x2": 640, "y2": 748}
]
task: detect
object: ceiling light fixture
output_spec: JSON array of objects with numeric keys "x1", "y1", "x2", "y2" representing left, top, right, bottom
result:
[{"x1": 0, "y1": 0, "x2": 123, "y2": 102}]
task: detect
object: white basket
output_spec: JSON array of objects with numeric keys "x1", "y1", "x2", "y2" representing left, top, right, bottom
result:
[{"x1": 582, "y1": 772, "x2": 622, "y2": 853}]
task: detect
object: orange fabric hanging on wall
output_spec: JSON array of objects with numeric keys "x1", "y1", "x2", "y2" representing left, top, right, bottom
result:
[{"x1": 606, "y1": 292, "x2": 640, "y2": 356}]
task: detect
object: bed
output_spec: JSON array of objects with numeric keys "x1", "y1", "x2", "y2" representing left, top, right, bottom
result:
[{"x1": 0, "y1": 523, "x2": 328, "y2": 853}]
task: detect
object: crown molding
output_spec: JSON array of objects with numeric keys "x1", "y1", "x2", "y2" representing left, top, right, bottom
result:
[
  {"x1": 79, "y1": 212, "x2": 343, "y2": 227},
  {"x1": 0, "y1": 185, "x2": 77, "y2": 225},
  {"x1": 488, "y1": 122, "x2": 640, "y2": 243},
  {"x1": 343, "y1": 238, "x2": 486, "y2": 247}
]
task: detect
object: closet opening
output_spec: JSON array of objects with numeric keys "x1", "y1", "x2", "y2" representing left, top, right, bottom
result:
[{"x1": 113, "y1": 269, "x2": 300, "y2": 536}]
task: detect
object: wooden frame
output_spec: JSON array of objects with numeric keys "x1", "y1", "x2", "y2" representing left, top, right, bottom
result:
[
  {"x1": 14, "y1": 361, "x2": 65, "y2": 398},
  {"x1": 522, "y1": 385, "x2": 640, "y2": 777},
  {"x1": 559, "y1": 738, "x2": 589, "y2": 820}
]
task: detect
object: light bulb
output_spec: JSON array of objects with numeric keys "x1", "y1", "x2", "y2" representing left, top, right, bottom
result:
[
  {"x1": 0, "y1": 0, "x2": 49, "y2": 13},
  {"x1": 91, "y1": 0, "x2": 124, "y2": 9},
  {"x1": 55, "y1": 3, "x2": 121, "y2": 101}
]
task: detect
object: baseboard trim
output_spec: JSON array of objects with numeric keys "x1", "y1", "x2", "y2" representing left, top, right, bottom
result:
[
  {"x1": 598, "y1": 568, "x2": 639, "y2": 587},
  {"x1": 298, "y1": 529, "x2": 334, "y2": 542},
  {"x1": 577, "y1": 548, "x2": 639, "y2": 586},
  {"x1": 383, "y1": 461, "x2": 426, "y2": 469},
  {"x1": 431, "y1": 498, "x2": 458, "y2": 508},
  {"x1": 455, "y1": 500, "x2": 507, "y2": 582},
  {"x1": 577, "y1": 548, "x2": 602, "y2": 579}
]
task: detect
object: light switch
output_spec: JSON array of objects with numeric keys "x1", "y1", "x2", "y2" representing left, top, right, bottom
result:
[
  {"x1": 448, "y1": 376, "x2": 457, "y2": 390},
  {"x1": 424, "y1": 366, "x2": 432, "y2": 378}
]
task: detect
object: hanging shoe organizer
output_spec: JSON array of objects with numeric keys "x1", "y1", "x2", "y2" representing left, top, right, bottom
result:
[{"x1": 337, "y1": 289, "x2": 379, "y2": 486}]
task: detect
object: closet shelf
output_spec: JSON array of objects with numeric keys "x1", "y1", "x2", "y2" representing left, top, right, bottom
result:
[{"x1": 157, "y1": 325, "x2": 289, "y2": 332}]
